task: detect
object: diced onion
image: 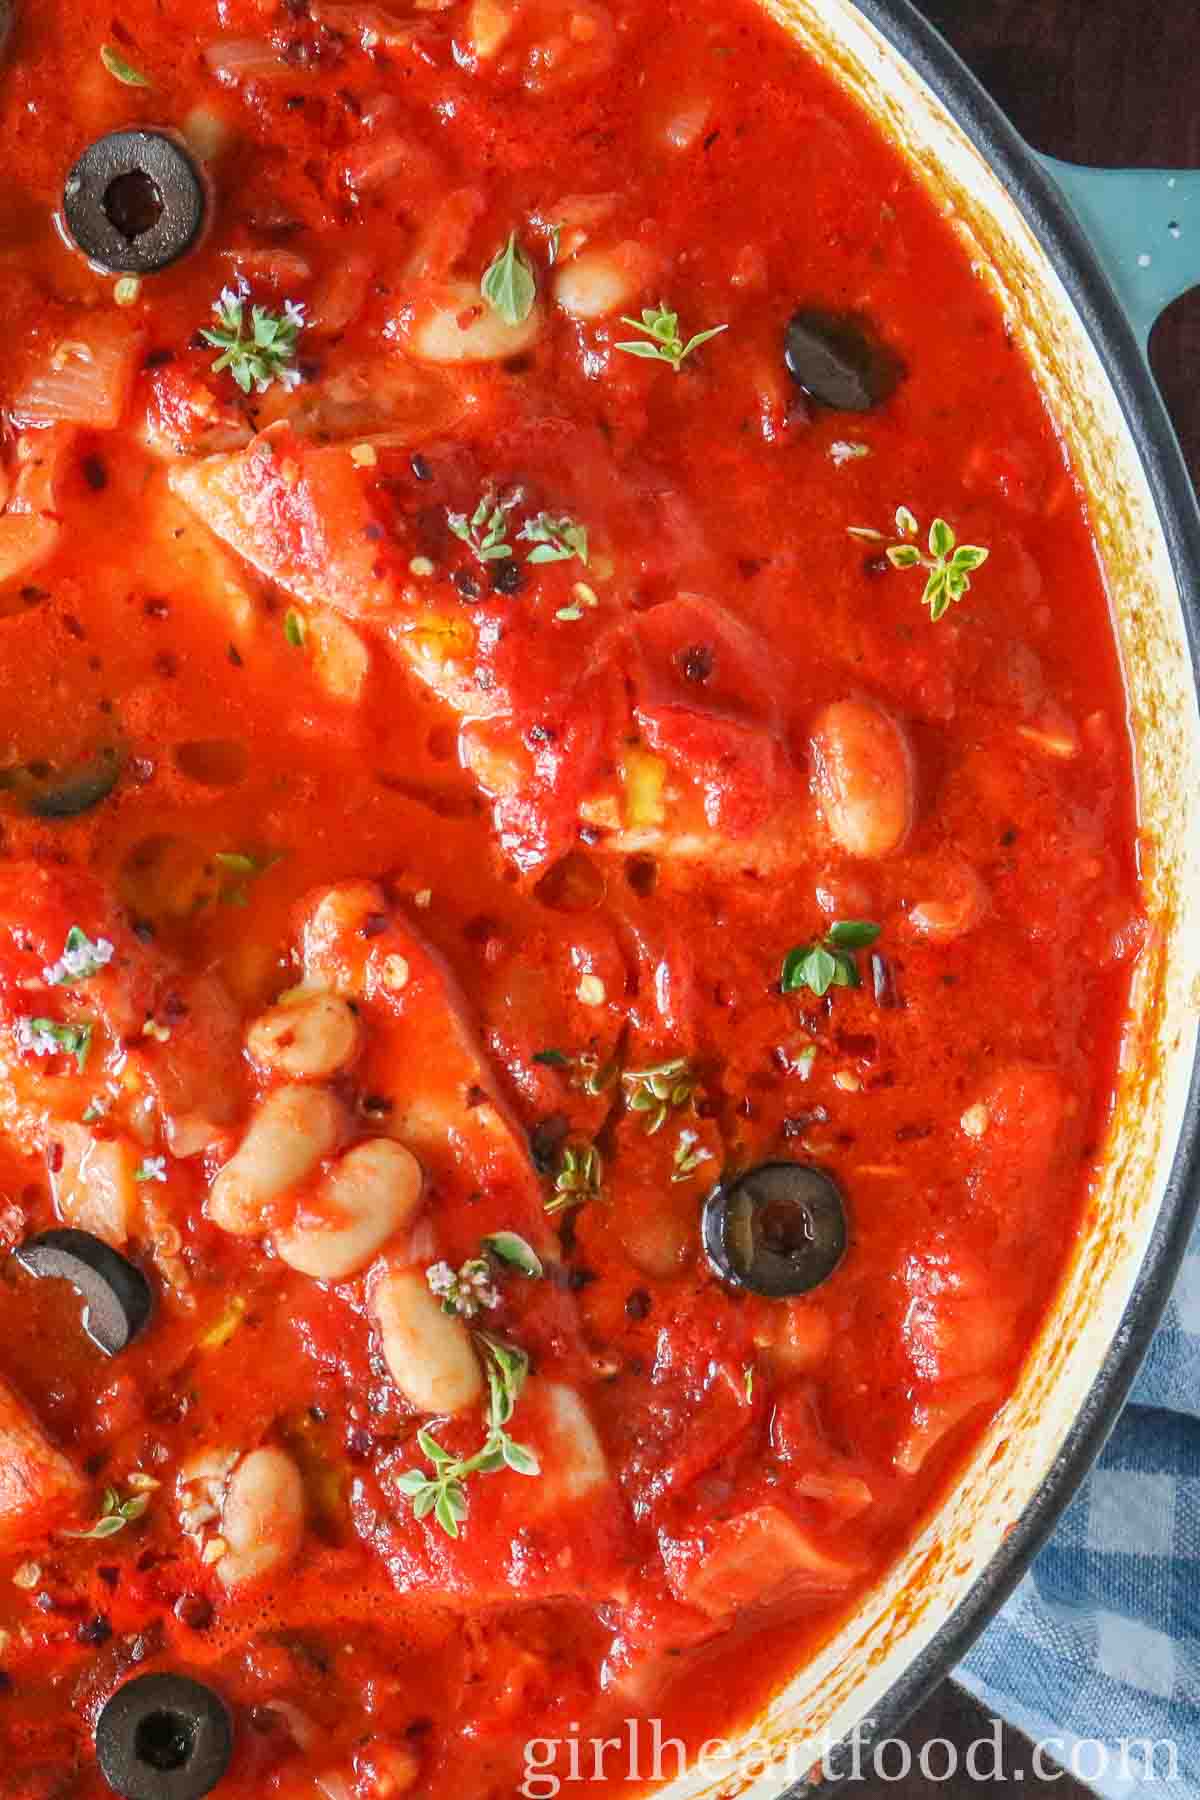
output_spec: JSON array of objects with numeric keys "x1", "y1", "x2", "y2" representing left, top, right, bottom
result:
[
  {"x1": 12, "y1": 318, "x2": 143, "y2": 431},
  {"x1": 202, "y1": 38, "x2": 289, "y2": 84}
]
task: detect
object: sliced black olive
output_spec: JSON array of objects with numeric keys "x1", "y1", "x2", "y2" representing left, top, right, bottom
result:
[
  {"x1": 783, "y1": 309, "x2": 903, "y2": 412},
  {"x1": 24, "y1": 748, "x2": 122, "y2": 818},
  {"x1": 702, "y1": 1162, "x2": 847, "y2": 1297},
  {"x1": 64, "y1": 132, "x2": 206, "y2": 275},
  {"x1": 97, "y1": 1673, "x2": 233, "y2": 1800},
  {"x1": 14, "y1": 1230, "x2": 152, "y2": 1356}
]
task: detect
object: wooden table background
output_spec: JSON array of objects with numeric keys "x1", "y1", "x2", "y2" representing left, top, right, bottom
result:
[{"x1": 825, "y1": 2, "x2": 1199, "y2": 1794}]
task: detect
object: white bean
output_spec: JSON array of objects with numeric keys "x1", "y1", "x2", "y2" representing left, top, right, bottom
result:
[
  {"x1": 467, "y1": 0, "x2": 514, "y2": 58},
  {"x1": 217, "y1": 1446, "x2": 305, "y2": 1589},
  {"x1": 246, "y1": 990, "x2": 362, "y2": 1080},
  {"x1": 540, "y1": 1383, "x2": 607, "y2": 1501},
  {"x1": 810, "y1": 698, "x2": 914, "y2": 860},
  {"x1": 207, "y1": 1084, "x2": 344, "y2": 1236},
  {"x1": 407, "y1": 281, "x2": 543, "y2": 364},
  {"x1": 369, "y1": 1266, "x2": 483, "y2": 1414},
  {"x1": 300, "y1": 881, "x2": 386, "y2": 996},
  {"x1": 553, "y1": 243, "x2": 654, "y2": 321},
  {"x1": 273, "y1": 1140, "x2": 424, "y2": 1281},
  {"x1": 907, "y1": 855, "x2": 990, "y2": 942}
]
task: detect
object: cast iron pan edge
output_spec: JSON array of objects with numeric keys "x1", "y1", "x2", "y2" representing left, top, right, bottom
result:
[{"x1": 785, "y1": 1, "x2": 1200, "y2": 1788}]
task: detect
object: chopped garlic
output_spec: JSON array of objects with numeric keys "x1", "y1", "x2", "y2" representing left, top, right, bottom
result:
[
  {"x1": 960, "y1": 1102, "x2": 990, "y2": 1138},
  {"x1": 381, "y1": 954, "x2": 410, "y2": 992}
]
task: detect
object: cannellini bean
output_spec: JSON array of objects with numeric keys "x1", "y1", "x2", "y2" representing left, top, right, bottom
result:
[
  {"x1": 810, "y1": 698, "x2": 914, "y2": 860},
  {"x1": 907, "y1": 855, "x2": 990, "y2": 942},
  {"x1": 353, "y1": 1740, "x2": 422, "y2": 1795},
  {"x1": 310, "y1": 609, "x2": 370, "y2": 703},
  {"x1": 540, "y1": 1383, "x2": 607, "y2": 1502},
  {"x1": 553, "y1": 243, "x2": 654, "y2": 321},
  {"x1": 246, "y1": 991, "x2": 362, "y2": 1080},
  {"x1": 208, "y1": 1085, "x2": 344, "y2": 1236},
  {"x1": 273, "y1": 1140, "x2": 424, "y2": 1281},
  {"x1": 370, "y1": 1266, "x2": 483, "y2": 1414},
  {"x1": 407, "y1": 282, "x2": 543, "y2": 364},
  {"x1": 467, "y1": 0, "x2": 513, "y2": 58},
  {"x1": 217, "y1": 1447, "x2": 305, "y2": 1589},
  {"x1": 300, "y1": 881, "x2": 386, "y2": 996}
]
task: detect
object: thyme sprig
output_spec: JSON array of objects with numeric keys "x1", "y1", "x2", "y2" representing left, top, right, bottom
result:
[
  {"x1": 849, "y1": 507, "x2": 989, "y2": 621},
  {"x1": 394, "y1": 1336, "x2": 539, "y2": 1538}
]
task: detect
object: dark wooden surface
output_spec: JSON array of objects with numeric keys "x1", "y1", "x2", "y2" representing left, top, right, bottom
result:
[
  {"x1": 828, "y1": 3, "x2": 1198, "y2": 1795},
  {"x1": 916, "y1": 0, "x2": 1200, "y2": 481}
]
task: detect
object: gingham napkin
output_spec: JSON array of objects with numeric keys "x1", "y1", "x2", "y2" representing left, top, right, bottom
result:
[{"x1": 958, "y1": 1230, "x2": 1200, "y2": 1796}]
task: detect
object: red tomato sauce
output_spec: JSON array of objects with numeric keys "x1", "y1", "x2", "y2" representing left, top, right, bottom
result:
[{"x1": 0, "y1": 0, "x2": 1143, "y2": 1794}]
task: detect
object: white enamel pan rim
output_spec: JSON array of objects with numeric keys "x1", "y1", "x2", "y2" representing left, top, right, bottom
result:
[{"x1": 649, "y1": 1, "x2": 1200, "y2": 1795}]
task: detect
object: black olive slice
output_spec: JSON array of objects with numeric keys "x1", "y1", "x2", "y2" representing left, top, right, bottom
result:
[
  {"x1": 97, "y1": 1673, "x2": 233, "y2": 1800},
  {"x1": 14, "y1": 1230, "x2": 152, "y2": 1356},
  {"x1": 64, "y1": 131, "x2": 206, "y2": 275},
  {"x1": 702, "y1": 1162, "x2": 847, "y2": 1297},
  {"x1": 25, "y1": 749, "x2": 122, "y2": 819},
  {"x1": 783, "y1": 309, "x2": 903, "y2": 412}
]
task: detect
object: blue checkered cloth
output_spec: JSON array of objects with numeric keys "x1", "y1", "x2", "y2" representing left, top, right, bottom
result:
[{"x1": 958, "y1": 1229, "x2": 1200, "y2": 1796}]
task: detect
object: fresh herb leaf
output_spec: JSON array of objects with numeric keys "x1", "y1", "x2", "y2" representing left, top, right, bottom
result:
[
  {"x1": 671, "y1": 1127, "x2": 713, "y2": 1184},
  {"x1": 67, "y1": 1484, "x2": 152, "y2": 1541},
  {"x1": 535, "y1": 1048, "x2": 618, "y2": 1095},
  {"x1": 134, "y1": 1156, "x2": 168, "y2": 1184},
  {"x1": 200, "y1": 289, "x2": 305, "y2": 396},
  {"x1": 447, "y1": 488, "x2": 519, "y2": 565},
  {"x1": 15, "y1": 1017, "x2": 93, "y2": 1072},
  {"x1": 284, "y1": 609, "x2": 307, "y2": 649},
  {"x1": 546, "y1": 1142, "x2": 602, "y2": 1214},
  {"x1": 826, "y1": 920, "x2": 882, "y2": 950},
  {"x1": 100, "y1": 44, "x2": 151, "y2": 86},
  {"x1": 621, "y1": 1056, "x2": 698, "y2": 1135},
  {"x1": 480, "y1": 232, "x2": 537, "y2": 328},
  {"x1": 42, "y1": 926, "x2": 114, "y2": 987},
  {"x1": 198, "y1": 1295, "x2": 246, "y2": 1351},
  {"x1": 781, "y1": 921, "x2": 882, "y2": 999},
  {"x1": 518, "y1": 512, "x2": 589, "y2": 566},
  {"x1": 615, "y1": 302, "x2": 728, "y2": 373},
  {"x1": 395, "y1": 1335, "x2": 539, "y2": 1538},
  {"x1": 213, "y1": 848, "x2": 278, "y2": 908},
  {"x1": 556, "y1": 580, "x2": 600, "y2": 623},
  {"x1": 849, "y1": 507, "x2": 989, "y2": 622},
  {"x1": 481, "y1": 1232, "x2": 544, "y2": 1279}
]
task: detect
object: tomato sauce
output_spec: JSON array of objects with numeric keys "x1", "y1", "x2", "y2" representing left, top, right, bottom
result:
[{"x1": 0, "y1": 0, "x2": 1144, "y2": 1793}]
